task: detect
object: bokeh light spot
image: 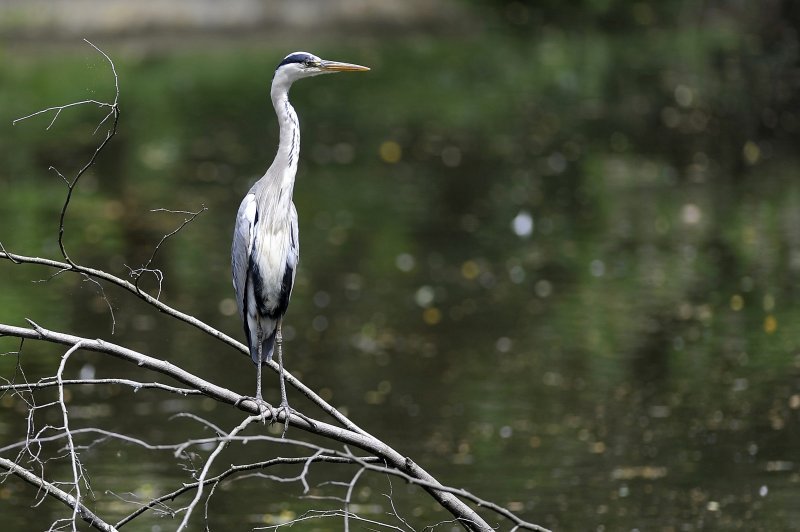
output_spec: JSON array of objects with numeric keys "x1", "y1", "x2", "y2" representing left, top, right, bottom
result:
[
  {"x1": 681, "y1": 203, "x2": 702, "y2": 225},
  {"x1": 441, "y1": 145, "x2": 462, "y2": 167},
  {"x1": 218, "y1": 298, "x2": 237, "y2": 316},
  {"x1": 379, "y1": 140, "x2": 402, "y2": 163},
  {"x1": 414, "y1": 285, "x2": 435, "y2": 307},
  {"x1": 461, "y1": 260, "x2": 480, "y2": 280},
  {"x1": 743, "y1": 141, "x2": 761, "y2": 165},
  {"x1": 395, "y1": 253, "x2": 415, "y2": 272},
  {"x1": 422, "y1": 307, "x2": 441, "y2": 325},
  {"x1": 511, "y1": 211, "x2": 534, "y2": 237},
  {"x1": 495, "y1": 337, "x2": 512, "y2": 353},
  {"x1": 590, "y1": 259, "x2": 605, "y2": 277},
  {"x1": 764, "y1": 315, "x2": 777, "y2": 334},
  {"x1": 674, "y1": 84, "x2": 694, "y2": 108},
  {"x1": 535, "y1": 279, "x2": 553, "y2": 298}
]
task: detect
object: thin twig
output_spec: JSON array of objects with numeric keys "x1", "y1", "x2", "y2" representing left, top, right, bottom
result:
[
  {"x1": 257, "y1": 509, "x2": 408, "y2": 531},
  {"x1": 128, "y1": 205, "x2": 207, "y2": 299},
  {"x1": 0, "y1": 241, "x2": 21, "y2": 264},
  {"x1": 80, "y1": 273, "x2": 116, "y2": 334},
  {"x1": 13, "y1": 100, "x2": 115, "y2": 129},
  {"x1": 0, "y1": 337, "x2": 27, "y2": 400}
]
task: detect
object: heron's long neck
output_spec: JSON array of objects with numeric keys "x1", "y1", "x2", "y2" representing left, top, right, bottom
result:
[
  {"x1": 258, "y1": 86, "x2": 300, "y2": 217},
  {"x1": 271, "y1": 88, "x2": 300, "y2": 182}
]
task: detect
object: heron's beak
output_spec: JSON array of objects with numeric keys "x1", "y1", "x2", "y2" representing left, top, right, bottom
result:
[{"x1": 319, "y1": 60, "x2": 370, "y2": 72}]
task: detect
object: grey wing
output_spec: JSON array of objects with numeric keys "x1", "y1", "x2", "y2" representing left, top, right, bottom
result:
[
  {"x1": 232, "y1": 193, "x2": 257, "y2": 321},
  {"x1": 288, "y1": 202, "x2": 299, "y2": 287}
]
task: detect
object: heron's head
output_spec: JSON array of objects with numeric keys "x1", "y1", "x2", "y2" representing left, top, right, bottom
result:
[{"x1": 272, "y1": 51, "x2": 369, "y2": 89}]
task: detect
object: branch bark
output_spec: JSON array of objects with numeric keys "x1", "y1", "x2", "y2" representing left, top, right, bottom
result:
[{"x1": 0, "y1": 457, "x2": 118, "y2": 532}]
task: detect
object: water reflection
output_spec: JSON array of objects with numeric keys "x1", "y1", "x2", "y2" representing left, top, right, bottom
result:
[{"x1": 1, "y1": 25, "x2": 799, "y2": 530}]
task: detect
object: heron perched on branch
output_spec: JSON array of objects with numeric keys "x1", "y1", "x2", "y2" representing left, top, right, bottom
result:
[{"x1": 232, "y1": 51, "x2": 369, "y2": 423}]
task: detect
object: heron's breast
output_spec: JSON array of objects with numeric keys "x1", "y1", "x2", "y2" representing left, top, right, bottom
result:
[{"x1": 252, "y1": 226, "x2": 293, "y2": 293}]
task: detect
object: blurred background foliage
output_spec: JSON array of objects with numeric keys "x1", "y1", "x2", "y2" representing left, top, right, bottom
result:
[{"x1": 1, "y1": 0, "x2": 799, "y2": 530}]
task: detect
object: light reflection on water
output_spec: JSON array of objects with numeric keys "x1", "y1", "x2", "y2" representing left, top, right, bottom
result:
[{"x1": 1, "y1": 35, "x2": 799, "y2": 530}]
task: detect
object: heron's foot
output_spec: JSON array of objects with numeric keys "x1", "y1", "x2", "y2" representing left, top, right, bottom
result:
[
  {"x1": 272, "y1": 402, "x2": 316, "y2": 438},
  {"x1": 234, "y1": 395, "x2": 275, "y2": 423}
]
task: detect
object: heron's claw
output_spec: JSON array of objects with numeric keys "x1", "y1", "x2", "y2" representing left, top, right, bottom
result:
[
  {"x1": 234, "y1": 395, "x2": 274, "y2": 424},
  {"x1": 273, "y1": 402, "x2": 316, "y2": 438}
]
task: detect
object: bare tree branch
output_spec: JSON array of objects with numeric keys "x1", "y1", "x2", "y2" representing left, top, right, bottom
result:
[
  {"x1": 343, "y1": 466, "x2": 367, "y2": 532},
  {"x1": 0, "y1": 378, "x2": 201, "y2": 396},
  {"x1": 341, "y1": 449, "x2": 548, "y2": 532},
  {"x1": 176, "y1": 414, "x2": 261, "y2": 531},
  {"x1": 55, "y1": 341, "x2": 88, "y2": 532},
  {"x1": 0, "y1": 249, "x2": 362, "y2": 433},
  {"x1": 0, "y1": 457, "x2": 118, "y2": 532}
]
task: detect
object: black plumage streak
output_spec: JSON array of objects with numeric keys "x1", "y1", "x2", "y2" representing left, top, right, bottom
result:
[{"x1": 276, "y1": 52, "x2": 315, "y2": 69}]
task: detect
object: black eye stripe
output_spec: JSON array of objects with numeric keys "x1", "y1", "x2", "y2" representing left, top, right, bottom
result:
[{"x1": 277, "y1": 53, "x2": 315, "y2": 70}]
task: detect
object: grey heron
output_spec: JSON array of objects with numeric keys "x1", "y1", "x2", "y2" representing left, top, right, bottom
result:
[{"x1": 232, "y1": 51, "x2": 369, "y2": 425}]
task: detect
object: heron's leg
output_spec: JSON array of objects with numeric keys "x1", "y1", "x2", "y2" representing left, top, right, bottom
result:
[
  {"x1": 273, "y1": 321, "x2": 316, "y2": 436},
  {"x1": 276, "y1": 321, "x2": 288, "y2": 408},
  {"x1": 256, "y1": 321, "x2": 264, "y2": 401},
  {"x1": 233, "y1": 323, "x2": 273, "y2": 420},
  {"x1": 275, "y1": 321, "x2": 291, "y2": 436},
  {"x1": 255, "y1": 354, "x2": 263, "y2": 402},
  {"x1": 252, "y1": 322, "x2": 271, "y2": 422}
]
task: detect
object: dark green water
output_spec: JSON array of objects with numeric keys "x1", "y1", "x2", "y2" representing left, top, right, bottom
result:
[{"x1": 1, "y1": 27, "x2": 799, "y2": 531}]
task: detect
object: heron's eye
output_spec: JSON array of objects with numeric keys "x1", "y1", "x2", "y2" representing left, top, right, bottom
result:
[{"x1": 304, "y1": 60, "x2": 315, "y2": 68}]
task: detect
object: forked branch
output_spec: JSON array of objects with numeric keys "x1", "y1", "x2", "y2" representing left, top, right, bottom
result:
[
  {"x1": 12, "y1": 39, "x2": 120, "y2": 266},
  {"x1": 0, "y1": 457, "x2": 118, "y2": 532}
]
